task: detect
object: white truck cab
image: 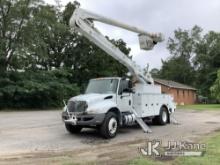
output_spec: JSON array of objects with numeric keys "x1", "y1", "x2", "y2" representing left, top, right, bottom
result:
[{"x1": 62, "y1": 77, "x2": 176, "y2": 138}]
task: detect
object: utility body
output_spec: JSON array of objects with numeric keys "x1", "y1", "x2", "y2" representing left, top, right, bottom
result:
[{"x1": 62, "y1": 4, "x2": 176, "y2": 138}]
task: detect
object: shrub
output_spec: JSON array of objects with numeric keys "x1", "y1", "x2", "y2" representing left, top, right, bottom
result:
[{"x1": 0, "y1": 70, "x2": 80, "y2": 109}]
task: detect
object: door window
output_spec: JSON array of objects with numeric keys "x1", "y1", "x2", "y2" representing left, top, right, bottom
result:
[{"x1": 118, "y1": 80, "x2": 129, "y2": 95}]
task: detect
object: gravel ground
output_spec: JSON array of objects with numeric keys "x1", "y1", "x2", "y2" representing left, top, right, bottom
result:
[{"x1": 0, "y1": 109, "x2": 220, "y2": 164}]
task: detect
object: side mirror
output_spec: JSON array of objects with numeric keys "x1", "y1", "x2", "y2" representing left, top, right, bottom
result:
[{"x1": 122, "y1": 88, "x2": 132, "y2": 93}]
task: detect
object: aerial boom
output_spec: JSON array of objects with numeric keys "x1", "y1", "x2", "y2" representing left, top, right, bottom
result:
[{"x1": 69, "y1": 7, "x2": 164, "y2": 84}]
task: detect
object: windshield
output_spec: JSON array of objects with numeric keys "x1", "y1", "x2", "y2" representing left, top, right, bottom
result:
[{"x1": 85, "y1": 79, "x2": 119, "y2": 94}]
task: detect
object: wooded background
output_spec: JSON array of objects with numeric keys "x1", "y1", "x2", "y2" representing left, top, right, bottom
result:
[{"x1": 0, "y1": 0, "x2": 219, "y2": 109}]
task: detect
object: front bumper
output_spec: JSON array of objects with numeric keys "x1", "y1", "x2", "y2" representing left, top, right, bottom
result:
[{"x1": 62, "y1": 111, "x2": 105, "y2": 126}]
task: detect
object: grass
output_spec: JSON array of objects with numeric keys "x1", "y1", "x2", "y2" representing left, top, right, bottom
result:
[
  {"x1": 129, "y1": 132, "x2": 220, "y2": 165},
  {"x1": 130, "y1": 158, "x2": 165, "y2": 165},
  {"x1": 177, "y1": 104, "x2": 220, "y2": 111}
]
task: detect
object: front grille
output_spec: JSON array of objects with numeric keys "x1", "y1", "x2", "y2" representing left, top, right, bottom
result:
[{"x1": 67, "y1": 101, "x2": 87, "y2": 112}]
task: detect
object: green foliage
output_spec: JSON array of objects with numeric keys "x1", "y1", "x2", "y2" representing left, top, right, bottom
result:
[
  {"x1": 0, "y1": 0, "x2": 42, "y2": 73},
  {"x1": 195, "y1": 31, "x2": 220, "y2": 97},
  {"x1": 178, "y1": 104, "x2": 220, "y2": 110},
  {"x1": 150, "y1": 68, "x2": 160, "y2": 78},
  {"x1": 159, "y1": 56, "x2": 195, "y2": 85},
  {"x1": 129, "y1": 157, "x2": 164, "y2": 165},
  {"x1": 210, "y1": 70, "x2": 220, "y2": 100},
  {"x1": 62, "y1": 2, "x2": 76, "y2": 25},
  {"x1": 156, "y1": 26, "x2": 220, "y2": 98},
  {"x1": 158, "y1": 26, "x2": 201, "y2": 86},
  {"x1": 167, "y1": 26, "x2": 202, "y2": 60},
  {"x1": 0, "y1": 70, "x2": 80, "y2": 109},
  {"x1": 0, "y1": 1, "x2": 130, "y2": 109},
  {"x1": 174, "y1": 132, "x2": 220, "y2": 165}
]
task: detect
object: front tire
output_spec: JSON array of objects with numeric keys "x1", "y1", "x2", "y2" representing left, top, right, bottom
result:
[
  {"x1": 65, "y1": 123, "x2": 82, "y2": 134},
  {"x1": 100, "y1": 112, "x2": 118, "y2": 139}
]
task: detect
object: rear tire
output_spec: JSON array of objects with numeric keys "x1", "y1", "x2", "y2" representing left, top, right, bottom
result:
[
  {"x1": 153, "y1": 107, "x2": 168, "y2": 125},
  {"x1": 100, "y1": 112, "x2": 118, "y2": 139},
  {"x1": 65, "y1": 123, "x2": 82, "y2": 134}
]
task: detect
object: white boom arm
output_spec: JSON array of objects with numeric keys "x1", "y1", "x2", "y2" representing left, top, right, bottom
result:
[{"x1": 69, "y1": 6, "x2": 164, "y2": 84}]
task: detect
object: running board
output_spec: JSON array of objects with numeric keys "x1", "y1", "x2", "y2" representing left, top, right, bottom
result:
[{"x1": 131, "y1": 108, "x2": 152, "y2": 133}]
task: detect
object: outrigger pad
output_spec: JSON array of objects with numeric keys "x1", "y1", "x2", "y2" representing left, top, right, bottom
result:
[{"x1": 170, "y1": 115, "x2": 180, "y2": 125}]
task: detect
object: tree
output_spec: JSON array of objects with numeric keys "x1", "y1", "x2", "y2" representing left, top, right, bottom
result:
[
  {"x1": 159, "y1": 56, "x2": 195, "y2": 85},
  {"x1": 194, "y1": 31, "x2": 220, "y2": 97},
  {"x1": 159, "y1": 26, "x2": 202, "y2": 85},
  {"x1": 150, "y1": 68, "x2": 160, "y2": 78},
  {"x1": 167, "y1": 25, "x2": 202, "y2": 60},
  {"x1": 0, "y1": 1, "x2": 132, "y2": 109},
  {"x1": 0, "y1": 0, "x2": 41, "y2": 73},
  {"x1": 26, "y1": 2, "x2": 130, "y2": 86},
  {"x1": 0, "y1": 70, "x2": 80, "y2": 109},
  {"x1": 210, "y1": 69, "x2": 220, "y2": 100},
  {"x1": 62, "y1": 2, "x2": 76, "y2": 25},
  {"x1": 23, "y1": 4, "x2": 71, "y2": 70},
  {"x1": 59, "y1": 2, "x2": 131, "y2": 88},
  {"x1": 159, "y1": 26, "x2": 220, "y2": 98}
]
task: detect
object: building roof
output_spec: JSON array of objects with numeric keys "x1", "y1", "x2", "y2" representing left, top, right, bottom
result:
[{"x1": 154, "y1": 78, "x2": 197, "y2": 90}]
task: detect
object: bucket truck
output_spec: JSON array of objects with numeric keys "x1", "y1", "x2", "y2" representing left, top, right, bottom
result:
[{"x1": 62, "y1": 3, "x2": 176, "y2": 138}]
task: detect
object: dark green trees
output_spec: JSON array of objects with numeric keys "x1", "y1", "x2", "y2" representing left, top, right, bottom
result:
[{"x1": 0, "y1": 1, "x2": 130, "y2": 109}]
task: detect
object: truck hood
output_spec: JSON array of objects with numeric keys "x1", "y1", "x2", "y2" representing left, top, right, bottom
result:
[{"x1": 69, "y1": 93, "x2": 114, "y2": 105}]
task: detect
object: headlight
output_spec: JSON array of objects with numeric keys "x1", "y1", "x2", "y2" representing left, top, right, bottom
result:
[{"x1": 86, "y1": 109, "x2": 97, "y2": 114}]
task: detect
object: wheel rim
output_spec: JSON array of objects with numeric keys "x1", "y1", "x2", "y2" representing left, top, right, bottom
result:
[
  {"x1": 108, "y1": 117, "x2": 117, "y2": 135},
  {"x1": 162, "y1": 110, "x2": 167, "y2": 123}
]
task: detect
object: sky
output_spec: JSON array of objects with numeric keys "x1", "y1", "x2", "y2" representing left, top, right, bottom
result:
[{"x1": 47, "y1": 0, "x2": 220, "y2": 69}]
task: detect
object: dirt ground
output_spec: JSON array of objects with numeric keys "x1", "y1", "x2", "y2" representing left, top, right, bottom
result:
[{"x1": 0, "y1": 109, "x2": 220, "y2": 164}]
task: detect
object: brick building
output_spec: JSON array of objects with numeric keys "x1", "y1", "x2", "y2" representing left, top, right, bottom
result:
[{"x1": 154, "y1": 78, "x2": 197, "y2": 105}]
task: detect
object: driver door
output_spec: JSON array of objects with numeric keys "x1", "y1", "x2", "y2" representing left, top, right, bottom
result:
[{"x1": 117, "y1": 79, "x2": 133, "y2": 112}]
